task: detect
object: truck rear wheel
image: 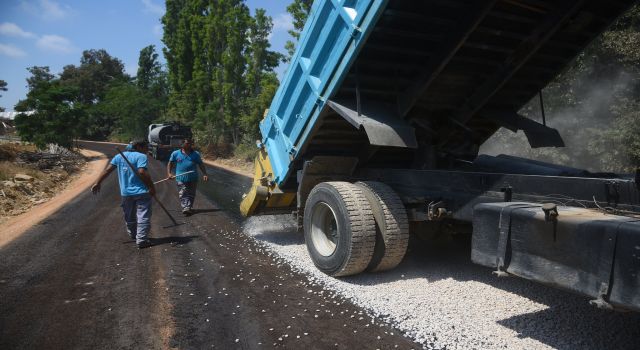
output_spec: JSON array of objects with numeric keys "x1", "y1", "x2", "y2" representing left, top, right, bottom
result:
[
  {"x1": 355, "y1": 181, "x2": 409, "y2": 272},
  {"x1": 304, "y1": 182, "x2": 376, "y2": 277}
]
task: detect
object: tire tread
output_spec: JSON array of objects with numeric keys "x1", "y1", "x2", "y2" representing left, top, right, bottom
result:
[
  {"x1": 327, "y1": 182, "x2": 376, "y2": 276},
  {"x1": 355, "y1": 181, "x2": 409, "y2": 272}
]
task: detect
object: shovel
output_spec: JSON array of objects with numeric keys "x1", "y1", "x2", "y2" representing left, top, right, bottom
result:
[{"x1": 116, "y1": 147, "x2": 180, "y2": 227}]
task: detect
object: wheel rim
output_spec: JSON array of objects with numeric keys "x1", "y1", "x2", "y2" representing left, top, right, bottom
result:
[{"x1": 310, "y1": 202, "x2": 339, "y2": 256}]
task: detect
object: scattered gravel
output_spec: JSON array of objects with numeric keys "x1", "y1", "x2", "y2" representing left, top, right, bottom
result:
[{"x1": 242, "y1": 215, "x2": 640, "y2": 350}]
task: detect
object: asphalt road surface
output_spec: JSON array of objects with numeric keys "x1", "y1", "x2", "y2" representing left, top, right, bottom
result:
[{"x1": 0, "y1": 141, "x2": 418, "y2": 349}]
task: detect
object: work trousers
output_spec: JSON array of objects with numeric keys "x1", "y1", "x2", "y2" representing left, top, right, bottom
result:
[
  {"x1": 177, "y1": 181, "x2": 198, "y2": 210},
  {"x1": 121, "y1": 194, "x2": 152, "y2": 244}
]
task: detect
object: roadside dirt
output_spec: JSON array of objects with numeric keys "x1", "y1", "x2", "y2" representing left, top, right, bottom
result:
[
  {"x1": 203, "y1": 157, "x2": 253, "y2": 177},
  {"x1": 0, "y1": 148, "x2": 107, "y2": 248}
]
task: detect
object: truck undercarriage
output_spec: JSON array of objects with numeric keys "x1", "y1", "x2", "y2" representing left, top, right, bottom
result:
[{"x1": 239, "y1": 0, "x2": 640, "y2": 312}]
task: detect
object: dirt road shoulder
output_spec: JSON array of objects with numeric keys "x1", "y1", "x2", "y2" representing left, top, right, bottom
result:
[
  {"x1": 202, "y1": 158, "x2": 252, "y2": 177},
  {"x1": 0, "y1": 149, "x2": 107, "y2": 248}
]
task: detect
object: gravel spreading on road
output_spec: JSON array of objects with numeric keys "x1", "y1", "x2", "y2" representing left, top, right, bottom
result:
[{"x1": 242, "y1": 215, "x2": 640, "y2": 350}]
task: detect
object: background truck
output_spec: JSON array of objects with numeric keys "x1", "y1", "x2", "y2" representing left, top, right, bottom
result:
[
  {"x1": 240, "y1": 0, "x2": 640, "y2": 312},
  {"x1": 147, "y1": 122, "x2": 192, "y2": 160}
]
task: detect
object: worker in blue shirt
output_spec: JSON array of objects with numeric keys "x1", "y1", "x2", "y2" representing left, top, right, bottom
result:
[
  {"x1": 91, "y1": 139, "x2": 156, "y2": 248},
  {"x1": 167, "y1": 138, "x2": 208, "y2": 215}
]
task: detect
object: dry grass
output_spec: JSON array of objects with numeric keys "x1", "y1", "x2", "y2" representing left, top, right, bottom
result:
[
  {"x1": 0, "y1": 161, "x2": 45, "y2": 181},
  {"x1": 0, "y1": 142, "x2": 37, "y2": 162},
  {"x1": 0, "y1": 142, "x2": 83, "y2": 221}
]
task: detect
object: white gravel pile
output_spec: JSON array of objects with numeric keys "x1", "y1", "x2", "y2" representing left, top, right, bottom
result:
[{"x1": 242, "y1": 215, "x2": 640, "y2": 350}]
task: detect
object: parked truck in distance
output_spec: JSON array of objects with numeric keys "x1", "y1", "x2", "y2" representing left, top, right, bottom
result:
[
  {"x1": 240, "y1": 0, "x2": 640, "y2": 312},
  {"x1": 147, "y1": 122, "x2": 192, "y2": 160}
]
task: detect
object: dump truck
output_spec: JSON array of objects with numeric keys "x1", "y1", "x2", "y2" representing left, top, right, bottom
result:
[
  {"x1": 240, "y1": 0, "x2": 640, "y2": 312},
  {"x1": 147, "y1": 122, "x2": 192, "y2": 160}
]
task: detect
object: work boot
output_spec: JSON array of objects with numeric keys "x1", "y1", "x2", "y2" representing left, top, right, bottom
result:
[
  {"x1": 182, "y1": 207, "x2": 192, "y2": 216},
  {"x1": 126, "y1": 228, "x2": 136, "y2": 241},
  {"x1": 137, "y1": 240, "x2": 153, "y2": 249}
]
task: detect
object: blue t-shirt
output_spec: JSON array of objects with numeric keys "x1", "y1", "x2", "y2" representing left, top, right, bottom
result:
[
  {"x1": 110, "y1": 151, "x2": 149, "y2": 196},
  {"x1": 169, "y1": 150, "x2": 202, "y2": 183}
]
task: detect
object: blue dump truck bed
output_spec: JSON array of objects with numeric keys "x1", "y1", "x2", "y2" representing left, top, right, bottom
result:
[{"x1": 260, "y1": 0, "x2": 635, "y2": 188}]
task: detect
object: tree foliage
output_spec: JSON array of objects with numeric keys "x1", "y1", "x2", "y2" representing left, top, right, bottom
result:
[
  {"x1": 0, "y1": 79, "x2": 7, "y2": 112},
  {"x1": 60, "y1": 49, "x2": 127, "y2": 104},
  {"x1": 99, "y1": 83, "x2": 164, "y2": 141},
  {"x1": 14, "y1": 46, "x2": 169, "y2": 147},
  {"x1": 104, "y1": 45, "x2": 168, "y2": 141},
  {"x1": 162, "y1": 0, "x2": 281, "y2": 151},
  {"x1": 57, "y1": 49, "x2": 129, "y2": 139},
  {"x1": 14, "y1": 69, "x2": 83, "y2": 148},
  {"x1": 285, "y1": 0, "x2": 312, "y2": 60},
  {"x1": 138, "y1": 45, "x2": 169, "y2": 95}
]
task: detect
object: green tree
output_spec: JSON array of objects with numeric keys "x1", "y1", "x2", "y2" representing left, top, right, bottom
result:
[
  {"x1": 285, "y1": 0, "x2": 312, "y2": 60},
  {"x1": 162, "y1": 0, "x2": 282, "y2": 150},
  {"x1": 60, "y1": 49, "x2": 127, "y2": 104},
  {"x1": 222, "y1": 3, "x2": 251, "y2": 144},
  {"x1": 26, "y1": 66, "x2": 55, "y2": 90},
  {"x1": 98, "y1": 45, "x2": 169, "y2": 141},
  {"x1": 246, "y1": 9, "x2": 282, "y2": 95},
  {"x1": 137, "y1": 45, "x2": 162, "y2": 91},
  {"x1": 242, "y1": 10, "x2": 282, "y2": 140},
  {"x1": 99, "y1": 83, "x2": 163, "y2": 141},
  {"x1": 242, "y1": 72, "x2": 278, "y2": 140},
  {"x1": 60, "y1": 49, "x2": 128, "y2": 139},
  {"x1": 0, "y1": 79, "x2": 7, "y2": 112},
  {"x1": 14, "y1": 68, "x2": 83, "y2": 148},
  {"x1": 163, "y1": 0, "x2": 209, "y2": 122}
]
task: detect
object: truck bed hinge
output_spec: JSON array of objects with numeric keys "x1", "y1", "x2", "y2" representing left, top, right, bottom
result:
[{"x1": 350, "y1": 24, "x2": 361, "y2": 38}]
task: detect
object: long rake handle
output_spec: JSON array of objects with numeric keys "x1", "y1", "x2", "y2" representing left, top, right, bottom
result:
[
  {"x1": 153, "y1": 171, "x2": 195, "y2": 184},
  {"x1": 116, "y1": 147, "x2": 178, "y2": 226}
]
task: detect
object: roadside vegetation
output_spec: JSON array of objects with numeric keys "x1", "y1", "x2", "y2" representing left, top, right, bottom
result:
[
  {"x1": 12, "y1": 48, "x2": 166, "y2": 148},
  {"x1": 0, "y1": 79, "x2": 7, "y2": 112}
]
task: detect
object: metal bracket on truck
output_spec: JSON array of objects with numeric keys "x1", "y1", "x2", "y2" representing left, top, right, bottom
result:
[{"x1": 327, "y1": 100, "x2": 417, "y2": 148}]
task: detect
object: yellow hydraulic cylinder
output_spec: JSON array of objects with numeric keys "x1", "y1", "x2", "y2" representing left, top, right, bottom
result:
[{"x1": 239, "y1": 146, "x2": 296, "y2": 217}]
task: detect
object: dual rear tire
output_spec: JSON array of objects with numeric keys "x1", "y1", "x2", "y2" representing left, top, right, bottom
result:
[{"x1": 303, "y1": 181, "x2": 409, "y2": 277}]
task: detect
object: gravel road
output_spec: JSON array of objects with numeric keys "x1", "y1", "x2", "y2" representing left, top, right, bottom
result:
[{"x1": 242, "y1": 214, "x2": 640, "y2": 350}]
